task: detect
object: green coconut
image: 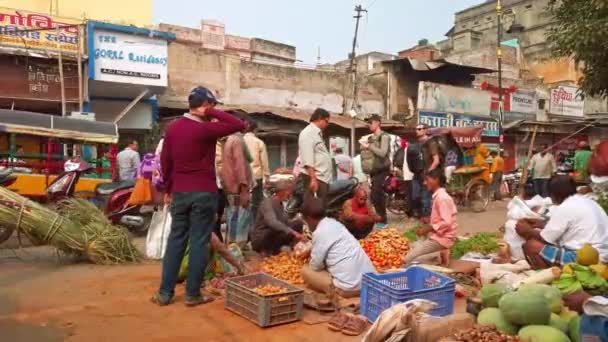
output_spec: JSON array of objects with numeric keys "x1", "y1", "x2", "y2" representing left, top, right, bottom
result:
[
  {"x1": 480, "y1": 283, "x2": 512, "y2": 308},
  {"x1": 569, "y1": 315, "x2": 581, "y2": 342},
  {"x1": 477, "y1": 307, "x2": 519, "y2": 335},
  {"x1": 499, "y1": 291, "x2": 551, "y2": 325},
  {"x1": 550, "y1": 313, "x2": 570, "y2": 333},
  {"x1": 519, "y1": 283, "x2": 563, "y2": 313},
  {"x1": 518, "y1": 325, "x2": 571, "y2": 342}
]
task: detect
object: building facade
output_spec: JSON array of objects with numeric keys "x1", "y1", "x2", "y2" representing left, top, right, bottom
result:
[{"x1": 0, "y1": 0, "x2": 152, "y2": 27}]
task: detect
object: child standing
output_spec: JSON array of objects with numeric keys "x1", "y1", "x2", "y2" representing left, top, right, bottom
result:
[{"x1": 404, "y1": 168, "x2": 457, "y2": 266}]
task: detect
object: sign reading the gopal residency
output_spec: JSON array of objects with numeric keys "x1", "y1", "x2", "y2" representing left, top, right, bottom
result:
[
  {"x1": 0, "y1": 7, "x2": 80, "y2": 54},
  {"x1": 92, "y1": 29, "x2": 168, "y2": 87}
]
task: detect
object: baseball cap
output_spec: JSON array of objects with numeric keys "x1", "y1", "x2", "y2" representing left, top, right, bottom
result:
[
  {"x1": 188, "y1": 86, "x2": 223, "y2": 106},
  {"x1": 365, "y1": 114, "x2": 382, "y2": 123}
]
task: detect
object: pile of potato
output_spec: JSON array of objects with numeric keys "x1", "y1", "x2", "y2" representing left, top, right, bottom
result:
[
  {"x1": 254, "y1": 284, "x2": 289, "y2": 296},
  {"x1": 260, "y1": 252, "x2": 308, "y2": 285}
]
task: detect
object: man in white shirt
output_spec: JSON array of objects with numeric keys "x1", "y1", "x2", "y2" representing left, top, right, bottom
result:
[
  {"x1": 301, "y1": 197, "x2": 376, "y2": 297},
  {"x1": 516, "y1": 175, "x2": 608, "y2": 269},
  {"x1": 116, "y1": 141, "x2": 140, "y2": 181},
  {"x1": 298, "y1": 108, "x2": 333, "y2": 204},
  {"x1": 530, "y1": 144, "x2": 557, "y2": 197}
]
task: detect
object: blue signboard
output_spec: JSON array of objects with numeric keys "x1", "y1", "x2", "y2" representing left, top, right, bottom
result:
[{"x1": 419, "y1": 111, "x2": 499, "y2": 137}]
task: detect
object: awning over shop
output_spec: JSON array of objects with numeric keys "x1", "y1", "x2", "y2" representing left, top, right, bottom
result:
[
  {"x1": 503, "y1": 118, "x2": 604, "y2": 134},
  {"x1": 0, "y1": 109, "x2": 118, "y2": 144}
]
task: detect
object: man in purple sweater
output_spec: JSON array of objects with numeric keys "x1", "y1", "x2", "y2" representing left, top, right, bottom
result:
[{"x1": 152, "y1": 86, "x2": 245, "y2": 306}]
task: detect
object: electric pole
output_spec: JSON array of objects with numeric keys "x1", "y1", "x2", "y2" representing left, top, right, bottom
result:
[
  {"x1": 497, "y1": 0, "x2": 503, "y2": 148},
  {"x1": 348, "y1": 4, "x2": 367, "y2": 157}
]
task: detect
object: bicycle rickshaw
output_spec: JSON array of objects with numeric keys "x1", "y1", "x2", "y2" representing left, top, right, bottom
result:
[{"x1": 429, "y1": 126, "x2": 491, "y2": 212}]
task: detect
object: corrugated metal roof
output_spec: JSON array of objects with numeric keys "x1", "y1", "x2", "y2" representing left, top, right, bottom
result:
[
  {"x1": 0, "y1": 109, "x2": 118, "y2": 143},
  {"x1": 382, "y1": 57, "x2": 494, "y2": 74}
]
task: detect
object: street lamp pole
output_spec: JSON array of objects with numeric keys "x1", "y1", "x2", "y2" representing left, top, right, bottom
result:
[{"x1": 497, "y1": 0, "x2": 503, "y2": 147}]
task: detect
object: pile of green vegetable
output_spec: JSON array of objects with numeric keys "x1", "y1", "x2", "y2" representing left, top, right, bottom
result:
[
  {"x1": 403, "y1": 230, "x2": 500, "y2": 259},
  {"x1": 477, "y1": 283, "x2": 580, "y2": 341},
  {"x1": 451, "y1": 233, "x2": 500, "y2": 259}
]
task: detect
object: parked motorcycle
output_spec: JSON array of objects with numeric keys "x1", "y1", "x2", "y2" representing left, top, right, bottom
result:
[
  {"x1": 502, "y1": 169, "x2": 521, "y2": 198},
  {"x1": 46, "y1": 158, "x2": 153, "y2": 235},
  {"x1": 285, "y1": 177, "x2": 359, "y2": 218},
  {"x1": 384, "y1": 173, "x2": 410, "y2": 216},
  {"x1": 0, "y1": 168, "x2": 18, "y2": 243}
]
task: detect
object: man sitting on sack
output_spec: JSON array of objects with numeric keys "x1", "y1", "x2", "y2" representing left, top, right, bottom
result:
[
  {"x1": 515, "y1": 175, "x2": 608, "y2": 269},
  {"x1": 301, "y1": 197, "x2": 375, "y2": 297}
]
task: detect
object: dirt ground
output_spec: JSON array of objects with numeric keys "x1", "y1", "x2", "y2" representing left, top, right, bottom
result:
[{"x1": 0, "y1": 201, "x2": 508, "y2": 342}]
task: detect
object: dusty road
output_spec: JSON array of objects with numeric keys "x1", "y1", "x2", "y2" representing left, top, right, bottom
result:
[{"x1": 0, "y1": 201, "x2": 508, "y2": 342}]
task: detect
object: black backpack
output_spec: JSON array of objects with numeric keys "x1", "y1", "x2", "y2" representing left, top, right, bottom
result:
[
  {"x1": 406, "y1": 142, "x2": 424, "y2": 174},
  {"x1": 393, "y1": 148, "x2": 405, "y2": 169}
]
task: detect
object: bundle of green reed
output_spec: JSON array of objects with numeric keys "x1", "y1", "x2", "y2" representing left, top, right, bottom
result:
[{"x1": 0, "y1": 187, "x2": 141, "y2": 264}]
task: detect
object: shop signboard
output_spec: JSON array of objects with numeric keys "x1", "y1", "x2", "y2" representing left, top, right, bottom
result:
[
  {"x1": 510, "y1": 90, "x2": 537, "y2": 115},
  {"x1": 549, "y1": 86, "x2": 585, "y2": 117},
  {"x1": 0, "y1": 54, "x2": 79, "y2": 101},
  {"x1": 92, "y1": 29, "x2": 168, "y2": 87},
  {"x1": 0, "y1": 7, "x2": 80, "y2": 54},
  {"x1": 417, "y1": 81, "x2": 492, "y2": 117},
  {"x1": 419, "y1": 111, "x2": 499, "y2": 137}
]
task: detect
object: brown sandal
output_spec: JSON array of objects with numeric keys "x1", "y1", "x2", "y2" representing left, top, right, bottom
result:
[
  {"x1": 327, "y1": 312, "x2": 349, "y2": 331},
  {"x1": 341, "y1": 315, "x2": 368, "y2": 336}
]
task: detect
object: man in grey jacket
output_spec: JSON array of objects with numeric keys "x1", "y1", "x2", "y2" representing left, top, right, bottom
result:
[{"x1": 360, "y1": 114, "x2": 390, "y2": 223}]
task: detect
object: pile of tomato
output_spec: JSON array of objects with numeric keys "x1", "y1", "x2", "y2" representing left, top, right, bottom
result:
[{"x1": 360, "y1": 228, "x2": 410, "y2": 271}]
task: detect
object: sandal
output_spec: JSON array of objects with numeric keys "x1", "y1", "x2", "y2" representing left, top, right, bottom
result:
[
  {"x1": 184, "y1": 294, "x2": 215, "y2": 307},
  {"x1": 150, "y1": 293, "x2": 173, "y2": 306},
  {"x1": 341, "y1": 315, "x2": 368, "y2": 336},
  {"x1": 327, "y1": 312, "x2": 349, "y2": 331}
]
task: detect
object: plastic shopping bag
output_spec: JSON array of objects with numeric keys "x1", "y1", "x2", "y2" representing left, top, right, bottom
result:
[
  {"x1": 226, "y1": 206, "x2": 253, "y2": 246},
  {"x1": 145, "y1": 205, "x2": 171, "y2": 259},
  {"x1": 127, "y1": 177, "x2": 153, "y2": 205},
  {"x1": 504, "y1": 197, "x2": 544, "y2": 261}
]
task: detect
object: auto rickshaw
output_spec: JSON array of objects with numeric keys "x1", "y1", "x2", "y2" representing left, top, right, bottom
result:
[
  {"x1": 0, "y1": 109, "x2": 118, "y2": 200},
  {"x1": 429, "y1": 126, "x2": 491, "y2": 212}
]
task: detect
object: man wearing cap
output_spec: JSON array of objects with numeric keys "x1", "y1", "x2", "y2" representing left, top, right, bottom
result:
[
  {"x1": 361, "y1": 114, "x2": 391, "y2": 223},
  {"x1": 298, "y1": 108, "x2": 333, "y2": 204},
  {"x1": 153, "y1": 86, "x2": 245, "y2": 307}
]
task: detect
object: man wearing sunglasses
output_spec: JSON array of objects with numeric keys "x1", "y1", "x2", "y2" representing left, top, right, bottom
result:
[{"x1": 413, "y1": 124, "x2": 441, "y2": 222}]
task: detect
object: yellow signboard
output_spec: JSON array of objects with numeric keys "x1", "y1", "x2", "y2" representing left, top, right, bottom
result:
[{"x1": 0, "y1": 7, "x2": 81, "y2": 54}]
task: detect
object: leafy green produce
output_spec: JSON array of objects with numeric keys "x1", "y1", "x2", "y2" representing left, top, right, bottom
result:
[
  {"x1": 403, "y1": 229, "x2": 418, "y2": 242},
  {"x1": 451, "y1": 233, "x2": 500, "y2": 259}
]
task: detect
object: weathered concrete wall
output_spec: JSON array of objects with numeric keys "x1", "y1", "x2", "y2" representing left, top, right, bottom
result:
[
  {"x1": 451, "y1": 0, "x2": 553, "y2": 59},
  {"x1": 447, "y1": 45, "x2": 520, "y2": 79},
  {"x1": 159, "y1": 23, "x2": 201, "y2": 45},
  {"x1": 162, "y1": 43, "x2": 385, "y2": 115},
  {"x1": 250, "y1": 38, "x2": 296, "y2": 64},
  {"x1": 237, "y1": 61, "x2": 384, "y2": 114},
  {"x1": 527, "y1": 58, "x2": 580, "y2": 86},
  {"x1": 165, "y1": 43, "x2": 240, "y2": 102}
]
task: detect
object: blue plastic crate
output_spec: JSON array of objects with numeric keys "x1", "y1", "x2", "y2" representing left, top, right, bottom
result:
[{"x1": 360, "y1": 266, "x2": 456, "y2": 322}]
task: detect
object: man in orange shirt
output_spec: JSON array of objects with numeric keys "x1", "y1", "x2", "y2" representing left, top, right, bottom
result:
[{"x1": 490, "y1": 150, "x2": 505, "y2": 200}]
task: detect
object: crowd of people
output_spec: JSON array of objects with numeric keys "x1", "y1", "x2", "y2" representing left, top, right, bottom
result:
[
  {"x1": 142, "y1": 85, "x2": 605, "y2": 307},
  {"x1": 143, "y1": 86, "x2": 462, "y2": 305}
]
